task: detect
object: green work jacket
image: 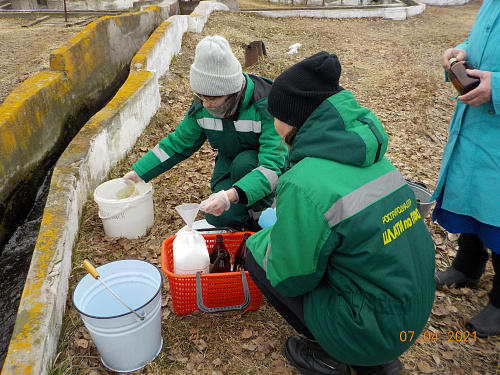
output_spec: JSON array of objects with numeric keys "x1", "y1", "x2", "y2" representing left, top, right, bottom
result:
[
  {"x1": 132, "y1": 73, "x2": 286, "y2": 206},
  {"x1": 247, "y1": 90, "x2": 435, "y2": 366}
]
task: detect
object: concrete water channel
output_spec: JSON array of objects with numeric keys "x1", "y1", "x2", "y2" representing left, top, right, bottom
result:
[
  {"x1": 0, "y1": 39, "x2": 128, "y2": 369},
  {"x1": 0, "y1": 12, "x2": 136, "y2": 366},
  {"x1": 0, "y1": 11, "x2": 142, "y2": 368},
  {"x1": 1, "y1": 0, "x2": 452, "y2": 372},
  {"x1": 0, "y1": 171, "x2": 51, "y2": 369}
]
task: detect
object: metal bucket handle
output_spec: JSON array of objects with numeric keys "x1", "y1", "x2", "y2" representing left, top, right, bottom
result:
[
  {"x1": 195, "y1": 269, "x2": 251, "y2": 313},
  {"x1": 406, "y1": 179, "x2": 428, "y2": 189}
]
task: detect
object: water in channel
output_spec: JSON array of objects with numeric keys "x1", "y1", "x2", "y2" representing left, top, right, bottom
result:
[{"x1": 0, "y1": 169, "x2": 52, "y2": 370}]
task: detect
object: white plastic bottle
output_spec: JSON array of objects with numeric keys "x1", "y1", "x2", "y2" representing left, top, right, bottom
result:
[{"x1": 173, "y1": 228, "x2": 210, "y2": 275}]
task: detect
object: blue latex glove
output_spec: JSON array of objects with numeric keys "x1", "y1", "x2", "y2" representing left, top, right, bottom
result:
[{"x1": 259, "y1": 207, "x2": 277, "y2": 228}]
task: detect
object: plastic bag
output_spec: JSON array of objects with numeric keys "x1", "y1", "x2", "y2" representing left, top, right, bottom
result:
[{"x1": 258, "y1": 207, "x2": 277, "y2": 229}]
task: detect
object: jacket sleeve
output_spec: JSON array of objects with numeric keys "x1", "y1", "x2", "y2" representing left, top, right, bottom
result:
[
  {"x1": 255, "y1": 177, "x2": 334, "y2": 297},
  {"x1": 454, "y1": 7, "x2": 500, "y2": 114},
  {"x1": 233, "y1": 105, "x2": 287, "y2": 205},
  {"x1": 132, "y1": 109, "x2": 206, "y2": 182},
  {"x1": 455, "y1": 38, "x2": 469, "y2": 52}
]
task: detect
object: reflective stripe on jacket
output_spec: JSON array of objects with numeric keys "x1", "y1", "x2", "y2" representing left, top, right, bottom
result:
[
  {"x1": 247, "y1": 90, "x2": 435, "y2": 366},
  {"x1": 132, "y1": 73, "x2": 286, "y2": 205}
]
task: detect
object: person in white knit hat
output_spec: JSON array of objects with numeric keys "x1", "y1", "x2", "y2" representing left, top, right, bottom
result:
[
  {"x1": 124, "y1": 35, "x2": 286, "y2": 231},
  {"x1": 190, "y1": 35, "x2": 243, "y2": 98}
]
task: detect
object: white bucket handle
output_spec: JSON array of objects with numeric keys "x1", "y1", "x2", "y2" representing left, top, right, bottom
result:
[{"x1": 99, "y1": 204, "x2": 131, "y2": 220}]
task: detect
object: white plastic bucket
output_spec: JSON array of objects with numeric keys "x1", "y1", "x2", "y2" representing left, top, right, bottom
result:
[
  {"x1": 73, "y1": 259, "x2": 163, "y2": 373},
  {"x1": 94, "y1": 178, "x2": 154, "y2": 238}
]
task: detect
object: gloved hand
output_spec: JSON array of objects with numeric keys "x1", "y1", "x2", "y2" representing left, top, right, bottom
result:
[
  {"x1": 123, "y1": 170, "x2": 143, "y2": 183},
  {"x1": 200, "y1": 190, "x2": 231, "y2": 216},
  {"x1": 258, "y1": 207, "x2": 277, "y2": 228}
]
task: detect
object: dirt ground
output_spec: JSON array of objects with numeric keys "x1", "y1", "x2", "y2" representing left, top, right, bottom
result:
[
  {"x1": 2, "y1": 0, "x2": 500, "y2": 374},
  {"x1": 0, "y1": 16, "x2": 93, "y2": 106}
]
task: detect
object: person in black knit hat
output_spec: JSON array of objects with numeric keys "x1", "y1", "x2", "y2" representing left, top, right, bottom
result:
[
  {"x1": 267, "y1": 51, "x2": 343, "y2": 128},
  {"x1": 245, "y1": 51, "x2": 435, "y2": 375}
]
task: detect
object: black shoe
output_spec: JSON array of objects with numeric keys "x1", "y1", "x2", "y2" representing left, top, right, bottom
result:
[
  {"x1": 351, "y1": 358, "x2": 404, "y2": 375},
  {"x1": 285, "y1": 335, "x2": 350, "y2": 375},
  {"x1": 434, "y1": 266, "x2": 480, "y2": 288},
  {"x1": 465, "y1": 302, "x2": 500, "y2": 338}
]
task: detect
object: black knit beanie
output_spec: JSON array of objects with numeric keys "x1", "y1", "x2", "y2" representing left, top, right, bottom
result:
[{"x1": 268, "y1": 51, "x2": 342, "y2": 128}]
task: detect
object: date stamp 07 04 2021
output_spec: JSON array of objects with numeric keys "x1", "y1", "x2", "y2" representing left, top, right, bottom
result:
[{"x1": 400, "y1": 331, "x2": 477, "y2": 343}]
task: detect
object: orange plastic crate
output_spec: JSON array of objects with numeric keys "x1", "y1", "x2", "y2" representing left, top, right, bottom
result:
[{"x1": 161, "y1": 232, "x2": 263, "y2": 315}]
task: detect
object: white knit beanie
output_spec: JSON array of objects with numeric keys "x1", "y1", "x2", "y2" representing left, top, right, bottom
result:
[{"x1": 190, "y1": 35, "x2": 244, "y2": 96}]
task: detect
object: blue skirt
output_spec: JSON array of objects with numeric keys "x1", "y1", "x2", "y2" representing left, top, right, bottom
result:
[{"x1": 433, "y1": 194, "x2": 500, "y2": 254}]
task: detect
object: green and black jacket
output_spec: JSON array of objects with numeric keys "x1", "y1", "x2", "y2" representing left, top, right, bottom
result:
[
  {"x1": 247, "y1": 90, "x2": 435, "y2": 366},
  {"x1": 132, "y1": 73, "x2": 286, "y2": 205}
]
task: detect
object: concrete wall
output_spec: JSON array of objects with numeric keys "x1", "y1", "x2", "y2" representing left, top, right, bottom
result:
[
  {"x1": 249, "y1": 1, "x2": 426, "y2": 20},
  {"x1": 132, "y1": 14, "x2": 189, "y2": 77},
  {"x1": 267, "y1": 0, "x2": 462, "y2": 5},
  {"x1": 0, "y1": 6, "x2": 166, "y2": 244},
  {"x1": 10, "y1": 0, "x2": 37, "y2": 10},
  {"x1": 47, "y1": 0, "x2": 147, "y2": 11},
  {"x1": 1, "y1": 2, "x2": 228, "y2": 374},
  {"x1": 418, "y1": 0, "x2": 470, "y2": 5}
]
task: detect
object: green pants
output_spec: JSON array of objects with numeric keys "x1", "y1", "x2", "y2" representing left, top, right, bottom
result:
[{"x1": 205, "y1": 150, "x2": 274, "y2": 228}]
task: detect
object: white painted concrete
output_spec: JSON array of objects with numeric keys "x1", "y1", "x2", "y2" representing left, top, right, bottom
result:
[
  {"x1": 248, "y1": 2, "x2": 426, "y2": 20},
  {"x1": 189, "y1": 1, "x2": 229, "y2": 32},
  {"x1": 419, "y1": 0, "x2": 470, "y2": 5},
  {"x1": 1, "y1": 2, "x2": 197, "y2": 374},
  {"x1": 141, "y1": 15, "x2": 190, "y2": 77}
]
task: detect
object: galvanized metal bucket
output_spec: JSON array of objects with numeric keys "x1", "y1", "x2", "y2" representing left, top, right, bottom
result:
[
  {"x1": 73, "y1": 259, "x2": 163, "y2": 373},
  {"x1": 407, "y1": 180, "x2": 436, "y2": 218}
]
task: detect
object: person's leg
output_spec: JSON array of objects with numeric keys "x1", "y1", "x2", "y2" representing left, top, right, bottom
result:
[
  {"x1": 465, "y1": 251, "x2": 500, "y2": 337},
  {"x1": 489, "y1": 251, "x2": 500, "y2": 308},
  {"x1": 452, "y1": 233, "x2": 489, "y2": 278},
  {"x1": 285, "y1": 335, "x2": 351, "y2": 375},
  {"x1": 204, "y1": 176, "x2": 249, "y2": 228},
  {"x1": 205, "y1": 153, "x2": 250, "y2": 228},
  {"x1": 206, "y1": 151, "x2": 274, "y2": 229},
  {"x1": 245, "y1": 251, "x2": 313, "y2": 338},
  {"x1": 435, "y1": 233, "x2": 488, "y2": 288},
  {"x1": 246, "y1": 252, "x2": 350, "y2": 375},
  {"x1": 229, "y1": 150, "x2": 275, "y2": 214}
]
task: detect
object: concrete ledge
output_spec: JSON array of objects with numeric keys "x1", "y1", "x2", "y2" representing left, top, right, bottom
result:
[
  {"x1": 418, "y1": 0, "x2": 469, "y2": 5},
  {"x1": 0, "y1": 70, "x2": 67, "y2": 198},
  {"x1": 1, "y1": 69, "x2": 160, "y2": 375},
  {"x1": 246, "y1": 1, "x2": 425, "y2": 19},
  {"x1": 9, "y1": 0, "x2": 36, "y2": 10},
  {"x1": 49, "y1": 0, "x2": 138, "y2": 11},
  {"x1": 1, "y1": 2, "x2": 222, "y2": 374},
  {"x1": 189, "y1": 1, "x2": 229, "y2": 32},
  {"x1": 157, "y1": 0, "x2": 180, "y2": 20},
  {"x1": 132, "y1": 14, "x2": 189, "y2": 77}
]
